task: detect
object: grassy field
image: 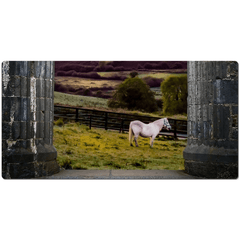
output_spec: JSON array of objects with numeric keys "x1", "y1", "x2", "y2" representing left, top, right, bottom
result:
[
  {"x1": 97, "y1": 70, "x2": 186, "y2": 79},
  {"x1": 54, "y1": 122, "x2": 187, "y2": 170},
  {"x1": 54, "y1": 91, "x2": 187, "y2": 120},
  {"x1": 55, "y1": 76, "x2": 121, "y2": 90},
  {"x1": 54, "y1": 91, "x2": 108, "y2": 108}
]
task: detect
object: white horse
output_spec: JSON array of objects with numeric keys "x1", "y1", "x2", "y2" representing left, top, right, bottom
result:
[{"x1": 129, "y1": 118, "x2": 171, "y2": 147}]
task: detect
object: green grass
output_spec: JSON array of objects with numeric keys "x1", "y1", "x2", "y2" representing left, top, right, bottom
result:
[
  {"x1": 54, "y1": 91, "x2": 187, "y2": 120},
  {"x1": 54, "y1": 122, "x2": 187, "y2": 170},
  {"x1": 97, "y1": 71, "x2": 187, "y2": 80},
  {"x1": 54, "y1": 91, "x2": 108, "y2": 108}
]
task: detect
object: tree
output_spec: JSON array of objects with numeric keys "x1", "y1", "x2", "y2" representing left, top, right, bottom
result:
[
  {"x1": 161, "y1": 74, "x2": 187, "y2": 115},
  {"x1": 108, "y1": 77, "x2": 158, "y2": 112},
  {"x1": 130, "y1": 71, "x2": 138, "y2": 78}
]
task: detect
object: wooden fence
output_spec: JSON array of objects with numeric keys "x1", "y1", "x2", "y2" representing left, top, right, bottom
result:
[{"x1": 54, "y1": 105, "x2": 187, "y2": 139}]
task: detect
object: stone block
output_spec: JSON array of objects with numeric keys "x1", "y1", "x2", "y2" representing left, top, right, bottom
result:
[
  {"x1": 45, "y1": 98, "x2": 51, "y2": 111},
  {"x1": 36, "y1": 111, "x2": 44, "y2": 122},
  {"x1": 14, "y1": 97, "x2": 21, "y2": 121},
  {"x1": 9, "y1": 61, "x2": 29, "y2": 77},
  {"x1": 184, "y1": 159, "x2": 238, "y2": 179},
  {"x1": 9, "y1": 61, "x2": 17, "y2": 76},
  {"x1": 20, "y1": 122, "x2": 27, "y2": 139},
  {"x1": 20, "y1": 98, "x2": 29, "y2": 121},
  {"x1": 2, "y1": 140, "x2": 8, "y2": 151},
  {"x1": 50, "y1": 62, "x2": 54, "y2": 80},
  {"x1": 8, "y1": 162, "x2": 35, "y2": 179},
  {"x1": 35, "y1": 61, "x2": 46, "y2": 80},
  {"x1": 2, "y1": 122, "x2": 11, "y2": 139},
  {"x1": 36, "y1": 122, "x2": 44, "y2": 138},
  {"x1": 2, "y1": 75, "x2": 16, "y2": 97},
  {"x1": 45, "y1": 80, "x2": 50, "y2": 98},
  {"x1": 44, "y1": 122, "x2": 50, "y2": 139},
  {"x1": 203, "y1": 121, "x2": 211, "y2": 140},
  {"x1": 36, "y1": 79, "x2": 46, "y2": 98},
  {"x1": 44, "y1": 138, "x2": 50, "y2": 145},
  {"x1": 232, "y1": 128, "x2": 238, "y2": 140},
  {"x1": 36, "y1": 79, "x2": 41, "y2": 97},
  {"x1": 49, "y1": 111, "x2": 53, "y2": 122},
  {"x1": 20, "y1": 77, "x2": 28, "y2": 97},
  {"x1": 213, "y1": 105, "x2": 230, "y2": 139},
  {"x1": 18, "y1": 140, "x2": 28, "y2": 149},
  {"x1": 34, "y1": 61, "x2": 42, "y2": 78},
  {"x1": 213, "y1": 80, "x2": 238, "y2": 104},
  {"x1": 45, "y1": 61, "x2": 52, "y2": 79},
  {"x1": 215, "y1": 61, "x2": 227, "y2": 79},
  {"x1": 26, "y1": 122, "x2": 32, "y2": 139},
  {"x1": 36, "y1": 144, "x2": 57, "y2": 162},
  {"x1": 50, "y1": 80, "x2": 54, "y2": 98},
  {"x1": 14, "y1": 76, "x2": 21, "y2": 97},
  {"x1": 227, "y1": 61, "x2": 238, "y2": 79},
  {"x1": 2, "y1": 97, "x2": 12, "y2": 122},
  {"x1": 12, "y1": 122, "x2": 20, "y2": 140},
  {"x1": 36, "y1": 98, "x2": 45, "y2": 111},
  {"x1": 44, "y1": 110, "x2": 50, "y2": 122},
  {"x1": 232, "y1": 115, "x2": 238, "y2": 128},
  {"x1": 232, "y1": 106, "x2": 238, "y2": 115},
  {"x1": 191, "y1": 122, "x2": 198, "y2": 138},
  {"x1": 39, "y1": 160, "x2": 59, "y2": 177}
]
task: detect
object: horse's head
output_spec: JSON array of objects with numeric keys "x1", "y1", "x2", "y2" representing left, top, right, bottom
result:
[{"x1": 163, "y1": 118, "x2": 171, "y2": 131}]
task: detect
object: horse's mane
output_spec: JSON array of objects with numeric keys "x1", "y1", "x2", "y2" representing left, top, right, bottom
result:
[{"x1": 153, "y1": 118, "x2": 164, "y2": 127}]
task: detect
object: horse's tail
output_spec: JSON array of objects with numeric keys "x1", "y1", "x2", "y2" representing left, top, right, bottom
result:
[{"x1": 129, "y1": 122, "x2": 133, "y2": 145}]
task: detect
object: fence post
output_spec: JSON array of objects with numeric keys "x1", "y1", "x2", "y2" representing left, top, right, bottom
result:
[
  {"x1": 89, "y1": 114, "x2": 92, "y2": 129},
  {"x1": 75, "y1": 108, "x2": 78, "y2": 122},
  {"x1": 120, "y1": 118, "x2": 124, "y2": 133},
  {"x1": 174, "y1": 120, "x2": 177, "y2": 139},
  {"x1": 119, "y1": 118, "x2": 122, "y2": 133},
  {"x1": 105, "y1": 112, "x2": 108, "y2": 130}
]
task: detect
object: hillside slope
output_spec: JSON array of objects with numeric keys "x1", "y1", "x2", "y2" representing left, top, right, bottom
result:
[{"x1": 55, "y1": 61, "x2": 187, "y2": 75}]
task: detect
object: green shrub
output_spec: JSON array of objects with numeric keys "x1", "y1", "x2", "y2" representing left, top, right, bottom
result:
[
  {"x1": 108, "y1": 77, "x2": 158, "y2": 112},
  {"x1": 142, "y1": 76, "x2": 164, "y2": 88},
  {"x1": 83, "y1": 89, "x2": 92, "y2": 96},
  {"x1": 130, "y1": 71, "x2": 138, "y2": 78},
  {"x1": 54, "y1": 118, "x2": 64, "y2": 126},
  {"x1": 156, "y1": 99, "x2": 163, "y2": 109},
  {"x1": 60, "y1": 158, "x2": 72, "y2": 169},
  {"x1": 161, "y1": 74, "x2": 187, "y2": 115},
  {"x1": 96, "y1": 90, "x2": 102, "y2": 97}
]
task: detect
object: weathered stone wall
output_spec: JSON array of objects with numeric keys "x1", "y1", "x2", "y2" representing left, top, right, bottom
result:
[
  {"x1": 2, "y1": 61, "x2": 59, "y2": 179},
  {"x1": 183, "y1": 61, "x2": 238, "y2": 178}
]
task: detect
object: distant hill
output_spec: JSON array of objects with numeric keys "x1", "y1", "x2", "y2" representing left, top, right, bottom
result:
[{"x1": 55, "y1": 61, "x2": 187, "y2": 76}]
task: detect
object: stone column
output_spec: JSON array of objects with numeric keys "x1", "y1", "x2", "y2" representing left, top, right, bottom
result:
[
  {"x1": 183, "y1": 61, "x2": 238, "y2": 178},
  {"x1": 2, "y1": 61, "x2": 59, "y2": 179}
]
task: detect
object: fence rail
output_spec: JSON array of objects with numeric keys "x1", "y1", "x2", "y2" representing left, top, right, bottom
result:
[{"x1": 54, "y1": 105, "x2": 187, "y2": 139}]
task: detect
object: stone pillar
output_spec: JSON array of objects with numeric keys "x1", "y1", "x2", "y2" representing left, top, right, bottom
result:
[
  {"x1": 183, "y1": 61, "x2": 238, "y2": 179},
  {"x1": 2, "y1": 61, "x2": 59, "y2": 179}
]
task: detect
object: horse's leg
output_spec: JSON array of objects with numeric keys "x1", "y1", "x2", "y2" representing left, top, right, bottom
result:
[
  {"x1": 129, "y1": 126, "x2": 134, "y2": 146},
  {"x1": 134, "y1": 135, "x2": 139, "y2": 147},
  {"x1": 150, "y1": 135, "x2": 157, "y2": 148},
  {"x1": 149, "y1": 137, "x2": 152, "y2": 147},
  {"x1": 150, "y1": 137, "x2": 154, "y2": 148},
  {"x1": 130, "y1": 133, "x2": 134, "y2": 146}
]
